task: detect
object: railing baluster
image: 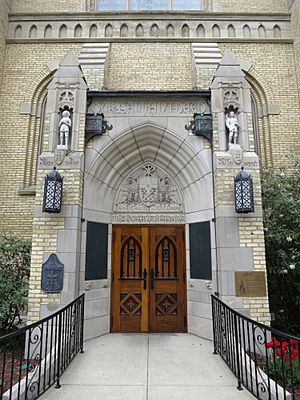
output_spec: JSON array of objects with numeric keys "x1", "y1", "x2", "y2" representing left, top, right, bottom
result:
[
  {"x1": 234, "y1": 313, "x2": 242, "y2": 390},
  {"x1": 211, "y1": 294, "x2": 300, "y2": 400},
  {"x1": 17, "y1": 340, "x2": 23, "y2": 400},
  {"x1": 55, "y1": 311, "x2": 62, "y2": 389},
  {"x1": 0, "y1": 351, "x2": 6, "y2": 399},
  {"x1": 80, "y1": 296, "x2": 85, "y2": 354},
  {"x1": 0, "y1": 295, "x2": 84, "y2": 400},
  {"x1": 9, "y1": 349, "x2": 15, "y2": 400}
]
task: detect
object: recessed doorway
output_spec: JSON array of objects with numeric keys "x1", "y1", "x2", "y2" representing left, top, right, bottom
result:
[{"x1": 111, "y1": 225, "x2": 187, "y2": 333}]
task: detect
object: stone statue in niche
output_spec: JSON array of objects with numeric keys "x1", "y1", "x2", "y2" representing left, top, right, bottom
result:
[
  {"x1": 58, "y1": 110, "x2": 72, "y2": 150},
  {"x1": 225, "y1": 110, "x2": 239, "y2": 147}
]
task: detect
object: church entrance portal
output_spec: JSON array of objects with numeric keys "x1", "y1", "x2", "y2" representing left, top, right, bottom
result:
[{"x1": 111, "y1": 225, "x2": 187, "y2": 333}]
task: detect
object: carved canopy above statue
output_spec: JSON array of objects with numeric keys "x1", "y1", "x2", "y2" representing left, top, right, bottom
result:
[{"x1": 114, "y1": 163, "x2": 183, "y2": 213}]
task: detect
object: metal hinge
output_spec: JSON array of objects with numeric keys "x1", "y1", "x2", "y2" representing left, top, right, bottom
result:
[
  {"x1": 112, "y1": 232, "x2": 115, "y2": 242},
  {"x1": 183, "y1": 272, "x2": 186, "y2": 283},
  {"x1": 184, "y1": 315, "x2": 187, "y2": 328},
  {"x1": 112, "y1": 271, "x2": 114, "y2": 282},
  {"x1": 111, "y1": 316, "x2": 113, "y2": 327}
]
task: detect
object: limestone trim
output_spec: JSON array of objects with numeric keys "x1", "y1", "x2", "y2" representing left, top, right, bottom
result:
[
  {"x1": 7, "y1": 13, "x2": 292, "y2": 42},
  {"x1": 244, "y1": 70, "x2": 275, "y2": 168},
  {"x1": 20, "y1": 71, "x2": 55, "y2": 189}
]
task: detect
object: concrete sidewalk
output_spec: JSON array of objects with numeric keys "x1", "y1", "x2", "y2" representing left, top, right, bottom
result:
[{"x1": 41, "y1": 334, "x2": 254, "y2": 400}]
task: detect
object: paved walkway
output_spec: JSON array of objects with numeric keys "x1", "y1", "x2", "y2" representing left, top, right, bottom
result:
[{"x1": 41, "y1": 334, "x2": 254, "y2": 400}]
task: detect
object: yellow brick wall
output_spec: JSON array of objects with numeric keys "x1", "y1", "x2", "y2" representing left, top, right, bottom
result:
[
  {"x1": 239, "y1": 218, "x2": 270, "y2": 324},
  {"x1": 0, "y1": 43, "x2": 82, "y2": 238},
  {"x1": 27, "y1": 168, "x2": 83, "y2": 322},
  {"x1": 219, "y1": 43, "x2": 300, "y2": 168},
  {"x1": 107, "y1": 43, "x2": 194, "y2": 91},
  {"x1": 0, "y1": 0, "x2": 10, "y2": 92},
  {"x1": 11, "y1": 0, "x2": 84, "y2": 13},
  {"x1": 291, "y1": 0, "x2": 300, "y2": 97}
]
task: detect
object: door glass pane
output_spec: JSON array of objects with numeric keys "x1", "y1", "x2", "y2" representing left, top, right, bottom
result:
[
  {"x1": 155, "y1": 236, "x2": 177, "y2": 278},
  {"x1": 97, "y1": 0, "x2": 127, "y2": 10},
  {"x1": 121, "y1": 236, "x2": 142, "y2": 278},
  {"x1": 131, "y1": 0, "x2": 169, "y2": 9},
  {"x1": 172, "y1": 0, "x2": 202, "y2": 9}
]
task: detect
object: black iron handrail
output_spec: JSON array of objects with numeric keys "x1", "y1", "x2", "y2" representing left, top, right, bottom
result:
[
  {"x1": 212, "y1": 294, "x2": 300, "y2": 400},
  {"x1": 0, "y1": 294, "x2": 85, "y2": 400}
]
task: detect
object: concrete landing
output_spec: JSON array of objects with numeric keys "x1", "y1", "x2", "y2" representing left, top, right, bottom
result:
[{"x1": 41, "y1": 334, "x2": 254, "y2": 400}]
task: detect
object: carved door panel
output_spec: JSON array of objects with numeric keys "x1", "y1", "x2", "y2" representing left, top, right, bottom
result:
[
  {"x1": 111, "y1": 225, "x2": 186, "y2": 333},
  {"x1": 111, "y1": 226, "x2": 149, "y2": 333},
  {"x1": 149, "y1": 226, "x2": 186, "y2": 333}
]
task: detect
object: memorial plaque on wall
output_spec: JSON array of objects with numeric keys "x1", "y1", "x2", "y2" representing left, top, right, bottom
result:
[
  {"x1": 235, "y1": 272, "x2": 267, "y2": 297},
  {"x1": 41, "y1": 254, "x2": 64, "y2": 293}
]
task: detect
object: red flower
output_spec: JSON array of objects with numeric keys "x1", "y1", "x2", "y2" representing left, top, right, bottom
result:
[
  {"x1": 291, "y1": 352, "x2": 298, "y2": 360},
  {"x1": 290, "y1": 339, "x2": 298, "y2": 345},
  {"x1": 284, "y1": 355, "x2": 289, "y2": 361}
]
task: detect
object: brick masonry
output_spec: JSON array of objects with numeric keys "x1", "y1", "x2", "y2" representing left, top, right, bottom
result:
[{"x1": 0, "y1": 0, "x2": 299, "y2": 331}]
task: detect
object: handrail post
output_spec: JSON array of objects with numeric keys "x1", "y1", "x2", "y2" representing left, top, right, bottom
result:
[
  {"x1": 55, "y1": 311, "x2": 62, "y2": 389},
  {"x1": 234, "y1": 313, "x2": 243, "y2": 391},
  {"x1": 211, "y1": 296, "x2": 218, "y2": 355},
  {"x1": 80, "y1": 295, "x2": 85, "y2": 354}
]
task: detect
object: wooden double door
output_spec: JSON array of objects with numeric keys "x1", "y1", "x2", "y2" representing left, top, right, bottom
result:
[{"x1": 111, "y1": 225, "x2": 187, "y2": 333}]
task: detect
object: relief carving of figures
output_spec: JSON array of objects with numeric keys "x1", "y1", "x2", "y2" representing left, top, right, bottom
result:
[{"x1": 115, "y1": 163, "x2": 182, "y2": 213}]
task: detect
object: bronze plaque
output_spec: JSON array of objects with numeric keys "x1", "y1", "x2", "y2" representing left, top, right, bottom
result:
[{"x1": 235, "y1": 272, "x2": 267, "y2": 297}]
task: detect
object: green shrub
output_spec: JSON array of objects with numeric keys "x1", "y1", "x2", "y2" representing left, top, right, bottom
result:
[
  {"x1": 262, "y1": 160, "x2": 300, "y2": 334},
  {"x1": 0, "y1": 236, "x2": 31, "y2": 334}
]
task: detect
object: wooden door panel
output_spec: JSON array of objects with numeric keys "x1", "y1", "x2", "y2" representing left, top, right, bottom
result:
[
  {"x1": 111, "y1": 226, "x2": 149, "y2": 333},
  {"x1": 111, "y1": 225, "x2": 186, "y2": 333},
  {"x1": 149, "y1": 226, "x2": 186, "y2": 333}
]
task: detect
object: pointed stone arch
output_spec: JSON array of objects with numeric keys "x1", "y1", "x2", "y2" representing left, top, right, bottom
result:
[
  {"x1": 197, "y1": 24, "x2": 205, "y2": 37},
  {"x1": 14, "y1": 25, "x2": 22, "y2": 38},
  {"x1": 29, "y1": 25, "x2": 37, "y2": 39},
  {"x1": 166, "y1": 24, "x2": 174, "y2": 37},
  {"x1": 19, "y1": 63, "x2": 58, "y2": 188},
  {"x1": 135, "y1": 24, "x2": 144, "y2": 37},
  {"x1": 227, "y1": 24, "x2": 236, "y2": 38},
  {"x1": 273, "y1": 25, "x2": 281, "y2": 39},
  {"x1": 74, "y1": 24, "x2": 82, "y2": 37},
  {"x1": 243, "y1": 24, "x2": 251, "y2": 38},
  {"x1": 84, "y1": 122, "x2": 213, "y2": 220},
  {"x1": 120, "y1": 23, "x2": 128, "y2": 37},
  {"x1": 258, "y1": 24, "x2": 266, "y2": 38},
  {"x1": 105, "y1": 24, "x2": 113, "y2": 38},
  {"x1": 44, "y1": 24, "x2": 52, "y2": 38},
  {"x1": 243, "y1": 66, "x2": 278, "y2": 167},
  {"x1": 59, "y1": 24, "x2": 67, "y2": 38},
  {"x1": 89, "y1": 24, "x2": 98, "y2": 38},
  {"x1": 150, "y1": 24, "x2": 159, "y2": 37},
  {"x1": 212, "y1": 24, "x2": 220, "y2": 38},
  {"x1": 181, "y1": 24, "x2": 190, "y2": 38}
]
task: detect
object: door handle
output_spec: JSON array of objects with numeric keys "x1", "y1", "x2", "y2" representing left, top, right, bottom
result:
[
  {"x1": 150, "y1": 269, "x2": 155, "y2": 290},
  {"x1": 143, "y1": 268, "x2": 147, "y2": 290}
]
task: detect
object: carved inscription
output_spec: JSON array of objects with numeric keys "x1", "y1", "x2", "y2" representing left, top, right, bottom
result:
[
  {"x1": 215, "y1": 154, "x2": 259, "y2": 169},
  {"x1": 113, "y1": 214, "x2": 185, "y2": 224},
  {"x1": 88, "y1": 99, "x2": 210, "y2": 117}
]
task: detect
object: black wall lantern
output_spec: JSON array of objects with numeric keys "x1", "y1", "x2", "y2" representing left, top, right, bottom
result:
[
  {"x1": 43, "y1": 167, "x2": 63, "y2": 214},
  {"x1": 185, "y1": 112, "x2": 213, "y2": 143},
  {"x1": 85, "y1": 113, "x2": 113, "y2": 142},
  {"x1": 234, "y1": 167, "x2": 254, "y2": 213}
]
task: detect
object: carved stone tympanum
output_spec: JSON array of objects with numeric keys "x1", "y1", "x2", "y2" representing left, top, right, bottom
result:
[{"x1": 115, "y1": 163, "x2": 182, "y2": 213}]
